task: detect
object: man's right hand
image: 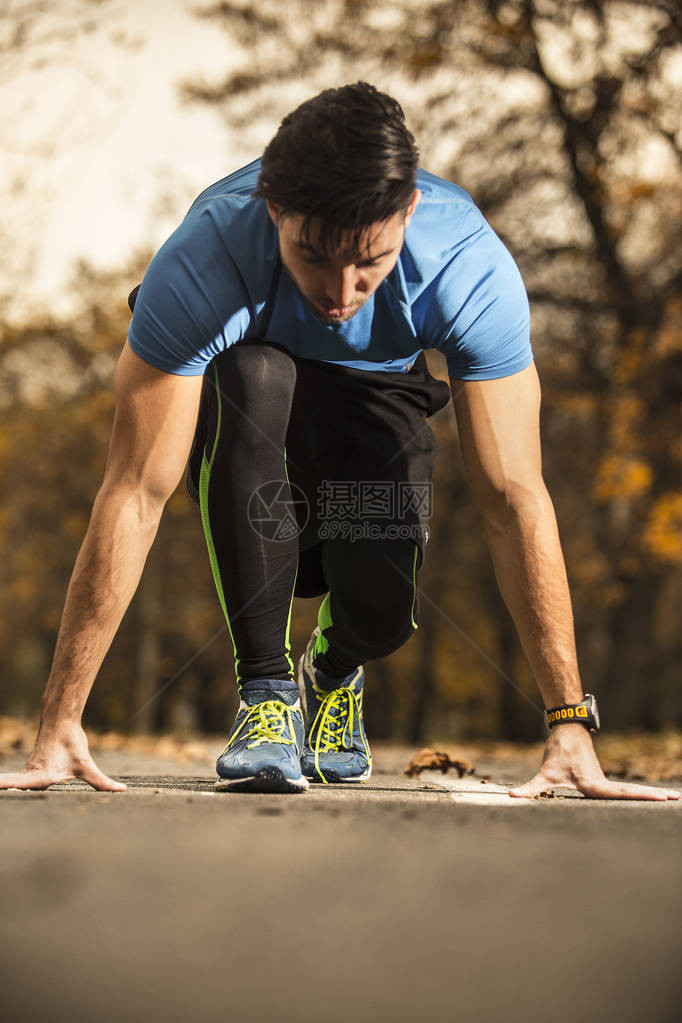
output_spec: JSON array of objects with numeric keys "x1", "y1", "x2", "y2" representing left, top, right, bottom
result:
[{"x1": 0, "y1": 721, "x2": 126, "y2": 792}]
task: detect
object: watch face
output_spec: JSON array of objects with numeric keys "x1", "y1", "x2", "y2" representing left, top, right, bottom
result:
[{"x1": 586, "y1": 694, "x2": 600, "y2": 731}]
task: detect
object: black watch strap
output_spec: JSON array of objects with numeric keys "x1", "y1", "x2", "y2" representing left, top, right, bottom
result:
[{"x1": 544, "y1": 693, "x2": 600, "y2": 732}]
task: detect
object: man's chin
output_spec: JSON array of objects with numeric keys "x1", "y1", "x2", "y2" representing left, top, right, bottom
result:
[
  {"x1": 315, "y1": 303, "x2": 360, "y2": 324},
  {"x1": 324, "y1": 313, "x2": 354, "y2": 325}
]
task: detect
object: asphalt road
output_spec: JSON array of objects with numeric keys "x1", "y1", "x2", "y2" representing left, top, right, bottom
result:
[{"x1": 1, "y1": 749, "x2": 680, "y2": 1023}]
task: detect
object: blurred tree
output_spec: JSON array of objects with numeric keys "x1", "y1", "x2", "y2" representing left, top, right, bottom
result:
[
  {"x1": 1, "y1": 0, "x2": 114, "y2": 80},
  {"x1": 0, "y1": 0, "x2": 136, "y2": 321},
  {"x1": 0, "y1": 256, "x2": 244, "y2": 735}
]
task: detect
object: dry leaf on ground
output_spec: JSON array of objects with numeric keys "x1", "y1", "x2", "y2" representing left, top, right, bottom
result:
[{"x1": 405, "y1": 748, "x2": 475, "y2": 778}]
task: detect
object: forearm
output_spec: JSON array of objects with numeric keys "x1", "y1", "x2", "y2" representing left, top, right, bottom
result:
[
  {"x1": 482, "y1": 488, "x2": 583, "y2": 708},
  {"x1": 40, "y1": 484, "x2": 163, "y2": 727}
]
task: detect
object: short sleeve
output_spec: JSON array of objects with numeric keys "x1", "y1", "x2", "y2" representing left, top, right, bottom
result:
[
  {"x1": 414, "y1": 212, "x2": 533, "y2": 381},
  {"x1": 127, "y1": 213, "x2": 252, "y2": 376}
]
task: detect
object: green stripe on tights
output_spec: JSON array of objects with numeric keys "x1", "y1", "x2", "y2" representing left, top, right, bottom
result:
[
  {"x1": 410, "y1": 543, "x2": 419, "y2": 629},
  {"x1": 198, "y1": 367, "x2": 298, "y2": 684}
]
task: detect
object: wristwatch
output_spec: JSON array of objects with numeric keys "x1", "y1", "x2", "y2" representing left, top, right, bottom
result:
[{"x1": 544, "y1": 693, "x2": 600, "y2": 733}]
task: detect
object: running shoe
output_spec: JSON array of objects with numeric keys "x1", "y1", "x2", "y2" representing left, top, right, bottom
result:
[
  {"x1": 298, "y1": 627, "x2": 372, "y2": 783},
  {"x1": 215, "y1": 679, "x2": 308, "y2": 793}
]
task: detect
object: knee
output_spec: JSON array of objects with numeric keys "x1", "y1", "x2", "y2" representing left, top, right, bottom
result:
[
  {"x1": 326, "y1": 540, "x2": 419, "y2": 657},
  {"x1": 212, "y1": 342, "x2": 297, "y2": 444},
  {"x1": 344, "y1": 616, "x2": 416, "y2": 663},
  {"x1": 350, "y1": 592, "x2": 417, "y2": 658},
  {"x1": 226, "y1": 341, "x2": 296, "y2": 402}
]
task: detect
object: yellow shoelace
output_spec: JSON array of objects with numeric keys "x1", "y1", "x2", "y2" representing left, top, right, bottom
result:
[
  {"x1": 312, "y1": 688, "x2": 360, "y2": 753},
  {"x1": 222, "y1": 700, "x2": 298, "y2": 755},
  {"x1": 310, "y1": 686, "x2": 370, "y2": 783}
]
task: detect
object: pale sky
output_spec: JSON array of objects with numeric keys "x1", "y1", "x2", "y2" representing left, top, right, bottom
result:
[{"x1": 3, "y1": 0, "x2": 258, "y2": 320}]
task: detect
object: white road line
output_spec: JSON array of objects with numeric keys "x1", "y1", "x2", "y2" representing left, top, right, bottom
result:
[{"x1": 423, "y1": 774, "x2": 532, "y2": 806}]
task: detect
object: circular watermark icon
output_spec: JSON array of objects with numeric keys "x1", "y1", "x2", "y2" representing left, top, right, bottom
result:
[{"x1": 247, "y1": 479, "x2": 309, "y2": 541}]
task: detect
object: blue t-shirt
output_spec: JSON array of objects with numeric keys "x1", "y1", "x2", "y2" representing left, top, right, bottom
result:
[{"x1": 128, "y1": 159, "x2": 532, "y2": 379}]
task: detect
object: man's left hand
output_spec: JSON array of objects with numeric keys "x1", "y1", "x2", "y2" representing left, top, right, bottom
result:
[{"x1": 508, "y1": 725, "x2": 680, "y2": 801}]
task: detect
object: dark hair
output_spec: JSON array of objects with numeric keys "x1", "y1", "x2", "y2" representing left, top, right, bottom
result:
[{"x1": 253, "y1": 82, "x2": 419, "y2": 253}]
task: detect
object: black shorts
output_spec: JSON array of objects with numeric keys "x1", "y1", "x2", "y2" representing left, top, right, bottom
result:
[{"x1": 186, "y1": 341, "x2": 451, "y2": 598}]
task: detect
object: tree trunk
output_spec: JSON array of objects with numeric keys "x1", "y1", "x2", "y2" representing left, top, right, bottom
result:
[
  {"x1": 132, "y1": 550, "x2": 163, "y2": 734},
  {"x1": 408, "y1": 595, "x2": 439, "y2": 745},
  {"x1": 601, "y1": 571, "x2": 667, "y2": 731},
  {"x1": 364, "y1": 657, "x2": 395, "y2": 740}
]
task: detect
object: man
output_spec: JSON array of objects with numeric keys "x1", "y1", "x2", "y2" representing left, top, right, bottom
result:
[{"x1": 1, "y1": 83, "x2": 677, "y2": 800}]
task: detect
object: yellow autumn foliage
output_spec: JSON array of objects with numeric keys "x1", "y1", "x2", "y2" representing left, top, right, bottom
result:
[
  {"x1": 642, "y1": 494, "x2": 682, "y2": 565},
  {"x1": 593, "y1": 454, "x2": 653, "y2": 502}
]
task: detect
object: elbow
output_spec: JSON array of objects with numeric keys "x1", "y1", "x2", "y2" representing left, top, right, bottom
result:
[
  {"x1": 134, "y1": 486, "x2": 173, "y2": 528},
  {"x1": 95, "y1": 476, "x2": 173, "y2": 532},
  {"x1": 474, "y1": 477, "x2": 552, "y2": 533}
]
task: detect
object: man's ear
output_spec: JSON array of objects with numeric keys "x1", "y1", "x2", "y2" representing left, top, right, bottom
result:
[
  {"x1": 266, "y1": 200, "x2": 281, "y2": 227},
  {"x1": 404, "y1": 189, "x2": 421, "y2": 228}
]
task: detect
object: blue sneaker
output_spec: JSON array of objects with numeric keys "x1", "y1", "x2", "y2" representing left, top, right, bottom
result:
[
  {"x1": 215, "y1": 679, "x2": 309, "y2": 793},
  {"x1": 298, "y1": 628, "x2": 372, "y2": 784}
]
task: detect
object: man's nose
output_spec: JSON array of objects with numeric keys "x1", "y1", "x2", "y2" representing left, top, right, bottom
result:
[{"x1": 326, "y1": 267, "x2": 358, "y2": 308}]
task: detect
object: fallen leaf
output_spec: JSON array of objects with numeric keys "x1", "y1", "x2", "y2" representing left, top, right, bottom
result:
[{"x1": 405, "y1": 748, "x2": 475, "y2": 778}]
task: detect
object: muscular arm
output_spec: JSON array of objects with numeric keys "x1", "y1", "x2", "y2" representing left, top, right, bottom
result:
[
  {"x1": 451, "y1": 363, "x2": 581, "y2": 707},
  {"x1": 1, "y1": 342, "x2": 203, "y2": 790},
  {"x1": 451, "y1": 363, "x2": 678, "y2": 800}
]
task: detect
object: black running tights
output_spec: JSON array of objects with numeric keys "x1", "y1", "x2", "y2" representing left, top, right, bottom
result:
[{"x1": 198, "y1": 341, "x2": 421, "y2": 686}]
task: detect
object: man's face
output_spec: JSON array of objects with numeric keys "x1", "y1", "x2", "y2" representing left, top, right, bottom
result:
[{"x1": 266, "y1": 190, "x2": 421, "y2": 325}]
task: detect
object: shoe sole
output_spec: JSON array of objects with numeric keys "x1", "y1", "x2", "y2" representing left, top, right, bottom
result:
[
  {"x1": 303, "y1": 765, "x2": 372, "y2": 784},
  {"x1": 214, "y1": 767, "x2": 309, "y2": 794}
]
